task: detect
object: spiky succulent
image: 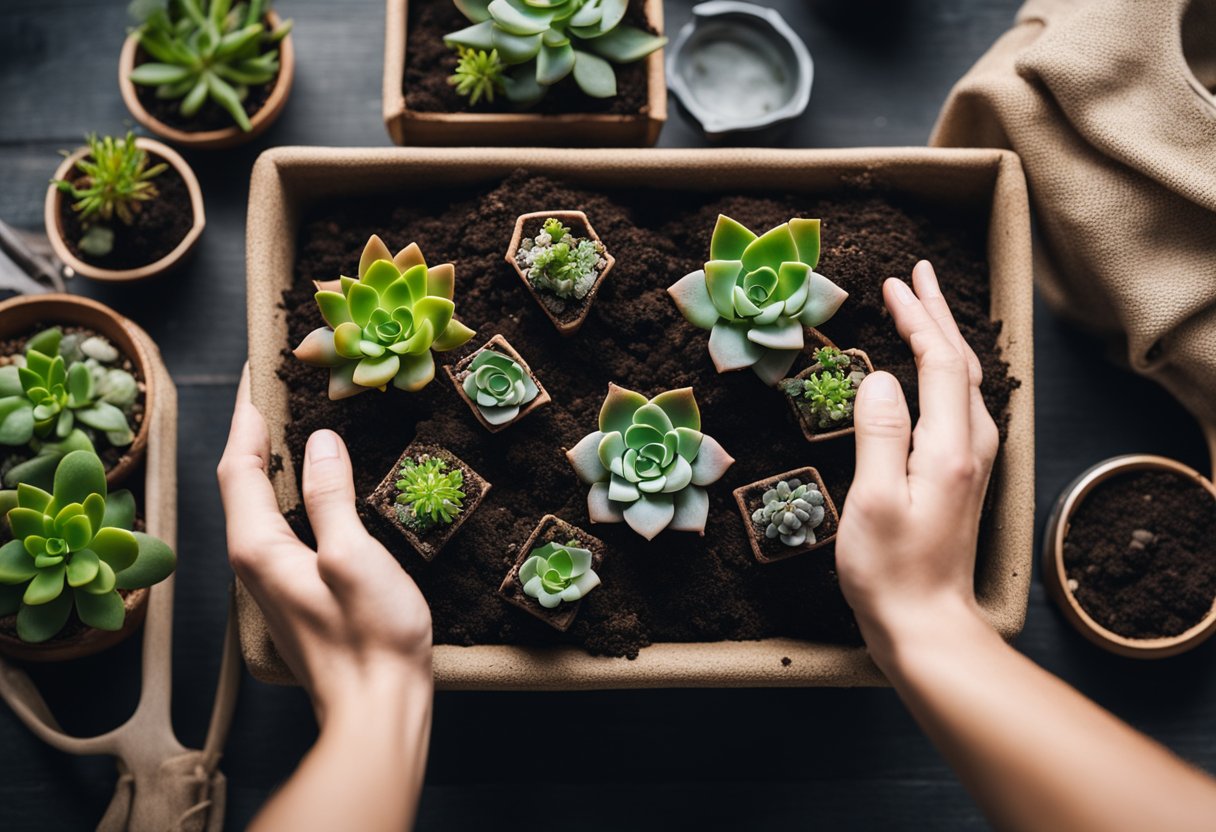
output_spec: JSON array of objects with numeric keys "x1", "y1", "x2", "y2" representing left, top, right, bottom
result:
[
  {"x1": 395, "y1": 454, "x2": 466, "y2": 532},
  {"x1": 0, "y1": 451, "x2": 175, "y2": 643},
  {"x1": 128, "y1": 0, "x2": 292, "y2": 131},
  {"x1": 668, "y1": 215, "x2": 849, "y2": 385},
  {"x1": 293, "y1": 235, "x2": 477, "y2": 399},
  {"x1": 752, "y1": 478, "x2": 825, "y2": 548},
  {"x1": 448, "y1": 47, "x2": 507, "y2": 105},
  {"x1": 566, "y1": 384, "x2": 734, "y2": 540},
  {"x1": 519, "y1": 538, "x2": 600, "y2": 608},
  {"x1": 515, "y1": 217, "x2": 607, "y2": 300},
  {"x1": 445, "y1": 0, "x2": 667, "y2": 104},
  {"x1": 462, "y1": 349, "x2": 539, "y2": 426},
  {"x1": 781, "y1": 347, "x2": 867, "y2": 428}
]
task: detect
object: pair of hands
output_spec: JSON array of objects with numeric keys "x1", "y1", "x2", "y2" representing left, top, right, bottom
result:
[{"x1": 216, "y1": 259, "x2": 998, "y2": 702}]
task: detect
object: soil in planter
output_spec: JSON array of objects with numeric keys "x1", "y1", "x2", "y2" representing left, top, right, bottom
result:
[
  {"x1": 59, "y1": 157, "x2": 193, "y2": 271},
  {"x1": 740, "y1": 477, "x2": 837, "y2": 563},
  {"x1": 787, "y1": 354, "x2": 869, "y2": 435},
  {"x1": 1063, "y1": 470, "x2": 1216, "y2": 639},
  {"x1": 279, "y1": 169, "x2": 1018, "y2": 659},
  {"x1": 133, "y1": 47, "x2": 277, "y2": 133},
  {"x1": 404, "y1": 0, "x2": 651, "y2": 116},
  {"x1": 514, "y1": 216, "x2": 608, "y2": 327}
]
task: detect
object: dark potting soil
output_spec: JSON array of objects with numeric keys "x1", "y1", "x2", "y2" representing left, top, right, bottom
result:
[
  {"x1": 739, "y1": 472, "x2": 838, "y2": 564},
  {"x1": 787, "y1": 354, "x2": 869, "y2": 436},
  {"x1": 1063, "y1": 470, "x2": 1216, "y2": 639},
  {"x1": 133, "y1": 48, "x2": 277, "y2": 132},
  {"x1": 59, "y1": 157, "x2": 193, "y2": 271},
  {"x1": 279, "y1": 170, "x2": 1018, "y2": 658},
  {"x1": 404, "y1": 0, "x2": 651, "y2": 116}
]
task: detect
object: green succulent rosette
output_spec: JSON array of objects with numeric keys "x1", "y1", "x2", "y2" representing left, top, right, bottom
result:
[
  {"x1": 462, "y1": 348, "x2": 539, "y2": 426},
  {"x1": 752, "y1": 478, "x2": 826, "y2": 547},
  {"x1": 566, "y1": 384, "x2": 734, "y2": 540},
  {"x1": 293, "y1": 235, "x2": 477, "y2": 399},
  {"x1": 519, "y1": 538, "x2": 600, "y2": 608},
  {"x1": 668, "y1": 215, "x2": 849, "y2": 385}
]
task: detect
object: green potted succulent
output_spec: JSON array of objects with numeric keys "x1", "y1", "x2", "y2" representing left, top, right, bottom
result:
[
  {"x1": 498, "y1": 514, "x2": 604, "y2": 631},
  {"x1": 293, "y1": 234, "x2": 477, "y2": 399},
  {"x1": 732, "y1": 467, "x2": 838, "y2": 564},
  {"x1": 445, "y1": 334, "x2": 550, "y2": 431},
  {"x1": 668, "y1": 215, "x2": 848, "y2": 385},
  {"x1": 506, "y1": 210, "x2": 615, "y2": 335},
  {"x1": 565, "y1": 383, "x2": 734, "y2": 540},
  {"x1": 366, "y1": 443, "x2": 491, "y2": 561},
  {"x1": 780, "y1": 346, "x2": 874, "y2": 441}
]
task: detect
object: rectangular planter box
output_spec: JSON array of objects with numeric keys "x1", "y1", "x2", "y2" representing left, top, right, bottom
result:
[
  {"x1": 382, "y1": 0, "x2": 667, "y2": 146},
  {"x1": 243, "y1": 146, "x2": 1034, "y2": 689}
]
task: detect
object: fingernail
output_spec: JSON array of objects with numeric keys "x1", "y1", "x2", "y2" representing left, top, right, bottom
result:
[
  {"x1": 914, "y1": 261, "x2": 942, "y2": 298},
  {"x1": 890, "y1": 279, "x2": 916, "y2": 305},
  {"x1": 309, "y1": 430, "x2": 340, "y2": 462},
  {"x1": 864, "y1": 373, "x2": 899, "y2": 402}
]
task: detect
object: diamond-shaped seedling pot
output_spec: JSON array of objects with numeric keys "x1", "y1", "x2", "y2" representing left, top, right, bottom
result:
[
  {"x1": 366, "y1": 443, "x2": 491, "y2": 562},
  {"x1": 498, "y1": 515, "x2": 606, "y2": 632},
  {"x1": 506, "y1": 210, "x2": 616, "y2": 336},
  {"x1": 733, "y1": 466, "x2": 839, "y2": 564},
  {"x1": 444, "y1": 333, "x2": 551, "y2": 433},
  {"x1": 781, "y1": 348, "x2": 875, "y2": 443}
]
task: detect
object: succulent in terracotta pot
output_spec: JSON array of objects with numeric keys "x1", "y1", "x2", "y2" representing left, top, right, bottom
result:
[
  {"x1": 506, "y1": 210, "x2": 615, "y2": 335},
  {"x1": 668, "y1": 215, "x2": 848, "y2": 385},
  {"x1": 445, "y1": 334, "x2": 550, "y2": 431},
  {"x1": 780, "y1": 346, "x2": 873, "y2": 441},
  {"x1": 566, "y1": 384, "x2": 734, "y2": 540},
  {"x1": 733, "y1": 467, "x2": 838, "y2": 564},
  {"x1": 498, "y1": 514, "x2": 605, "y2": 631},
  {"x1": 751, "y1": 478, "x2": 826, "y2": 548}
]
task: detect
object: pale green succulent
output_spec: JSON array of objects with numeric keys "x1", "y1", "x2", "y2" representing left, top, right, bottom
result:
[
  {"x1": 780, "y1": 347, "x2": 867, "y2": 429},
  {"x1": 519, "y1": 538, "x2": 600, "y2": 608},
  {"x1": 668, "y1": 215, "x2": 849, "y2": 385},
  {"x1": 566, "y1": 384, "x2": 734, "y2": 540},
  {"x1": 752, "y1": 478, "x2": 826, "y2": 548},
  {"x1": 515, "y1": 217, "x2": 606, "y2": 300},
  {"x1": 462, "y1": 348, "x2": 539, "y2": 426},
  {"x1": 293, "y1": 235, "x2": 477, "y2": 399}
]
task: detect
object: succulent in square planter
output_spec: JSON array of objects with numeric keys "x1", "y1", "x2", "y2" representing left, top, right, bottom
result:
[
  {"x1": 506, "y1": 210, "x2": 614, "y2": 335},
  {"x1": 566, "y1": 383, "x2": 734, "y2": 540},
  {"x1": 733, "y1": 467, "x2": 838, "y2": 564},
  {"x1": 293, "y1": 234, "x2": 477, "y2": 400},
  {"x1": 367, "y1": 444, "x2": 491, "y2": 561},
  {"x1": 668, "y1": 214, "x2": 848, "y2": 385},
  {"x1": 498, "y1": 514, "x2": 605, "y2": 631},
  {"x1": 780, "y1": 346, "x2": 874, "y2": 442},
  {"x1": 444, "y1": 334, "x2": 550, "y2": 431}
]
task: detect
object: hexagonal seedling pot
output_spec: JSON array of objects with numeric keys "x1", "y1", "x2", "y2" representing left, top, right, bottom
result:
[
  {"x1": 367, "y1": 443, "x2": 491, "y2": 561},
  {"x1": 733, "y1": 467, "x2": 839, "y2": 564},
  {"x1": 506, "y1": 210, "x2": 616, "y2": 336},
  {"x1": 444, "y1": 334, "x2": 551, "y2": 433},
  {"x1": 781, "y1": 348, "x2": 875, "y2": 443},
  {"x1": 498, "y1": 515, "x2": 606, "y2": 632}
]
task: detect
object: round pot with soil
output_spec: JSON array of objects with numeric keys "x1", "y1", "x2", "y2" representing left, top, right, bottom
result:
[
  {"x1": 45, "y1": 134, "x2": 205, "y2": 282},
  {"x1": 1043, "y1": 455, "x2": 1216, "y2": 658},
  {"x1": 779, "y1": 346, "x2": 874, "y2": 442},
  {"x1": 506, "y1": 210, "x2": 615, "y2": 335}
]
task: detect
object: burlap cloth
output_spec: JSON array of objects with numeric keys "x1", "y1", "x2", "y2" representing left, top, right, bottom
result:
[{"x1": 932, "y1": 0, "x2": 1216, "y2": 453}]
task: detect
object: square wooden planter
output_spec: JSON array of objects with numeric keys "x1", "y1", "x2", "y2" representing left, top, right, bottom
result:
[
  {"x1": 444, "y1": 334, "x2": 551, "y2": 431},
  {"x1": 498, "y1": 515, "x2": 606, "y2": 632},
  {"x1": 382, "y1": 0, "x2": 667, "y2": 146},
  {"x1": 243, "y1": 146, "x2": 1034, "y2": 689},
  {"x1": 783, "y1": 348, "x2": 875, "y2": 443},
  {"x1": 733, "y1": 467, "x2": 839, "y2": 565}
]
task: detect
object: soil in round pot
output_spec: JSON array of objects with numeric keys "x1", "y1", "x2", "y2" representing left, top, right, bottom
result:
[
  {"x1": 279, "y1": 170, "x2": 1019, "y2": 659},
  {"x1": 1063, "y1": 470, "x2": 1216, "y2": 639},
  {"x1": 132, "y1": 46, "x2": 279, "y2": 133}
]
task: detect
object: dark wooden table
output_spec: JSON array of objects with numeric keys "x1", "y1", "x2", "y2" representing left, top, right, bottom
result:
[{"x1": 2, "y1": 1, "x2": 1213, "y2": 829}]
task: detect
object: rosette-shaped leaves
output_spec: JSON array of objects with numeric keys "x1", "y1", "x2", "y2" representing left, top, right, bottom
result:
[
  {"x1": 0, "y1": 450, "x2": 176, "y2": 643},
  {"x1": 462, "y1": 349, "x2": 539, "y2": 426},
  {"x1": 293, "y1": 235, "x2": 476, "y2": 400},
  {"x1": 668, "y1": 215, "x2": 848, "y2": 385},
  {"x1": 566, "y1": 384, "x2": 734, "y2": 540},
  {"x1": 751, "y1": 479, "x2": 825, "y2": 547},
  {"x1": 519, "y1": 538, "x2": 600, "y2": 608}
]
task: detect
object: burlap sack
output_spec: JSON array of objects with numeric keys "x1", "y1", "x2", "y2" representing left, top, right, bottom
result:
[{"x1": 931, "y1": 0, "x2": 1216, "y2": 452}]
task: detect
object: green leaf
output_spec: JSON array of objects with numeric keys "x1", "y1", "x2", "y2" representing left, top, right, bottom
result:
[
  {"x1": 503, "y1": 62, "x2": 545, "y2": 103},
  {"x1": 352, "y1": 353, "x2": 401, "y2": 389},
  {"x1": 598, "y1": 0, "x2": 627, "y2": 32},
  {"x1": 91, "y1": 527, "x2": 139, "y2": 572},
  {"x1": 66, "y1": 548, "x2": 101, "y2": 587},
  {"x1": 487, "y1": 0, "x2": 554, "y2": 35},
  {"x1": 16, "y1": 591, "x2": 73, "y2": 642},
  {"x1": 7, "y1": 507, "x2": 48, "y2": 540},
  {"x1": 86, "y1": 560, "x2": 117, "y2": 595},
  {"x1": 61, "y1": 514, "x2": 93, "y2": 551},
  {"x1": 789, "y1": 218, "x2": 821, "y2": 269},
  {"x1": 74, "y1": 588, "x2": 126, "y2": 631},
  {"x1": 52, "y1": 449, "x2": 106, "y2": 507},
  {"x1": 315, "y1": 290, "x2": 352, "y2": 328},
  {"x1": 710, "y1": 215, "x2": 757, "y2": 261},
  {"x1": 83, "y1": 492, "x2": 106, "y2": 534},
  {"x1": 598, "y1": 384, "x2": 647, "y2": 434},
  {"x1": 537, "y1": 42, "x2": 575, "y2": 85},
  {"x1": 129, "y1": 61, "x2": 194, "y2": 86},
  {"x1": 651, "y1": 388, "x2": 701, "y2": 431},
  {"x1": 101, "y1": 489, "x2": 136, "y2": 531},
  {"x1": 0, "y1": 397, "x2": 35, "y2": 445},
  {"x1": 23, "y1": 564, "x2": 66, "y2": 605},
  {"x1": 74, "y1": 401, "x2": 130, "y2": 433},
  {"x1": 454, "y1": 0, "x2": 493, "y2": 23},
  {"x1": 571, "y1": 50, "x2": 616, "y2": 98},
  {"x1": 0, "y1": 366, "x2": 23, "y2": 397},
  {"x1": 0, "y1": 540, "x2": 37, "y2": 584},
  {"x1": 346, "y1": 283, "x2": 379, "y2": 328},
  {"x1": 205, "y1": 70, "x2": 253, "y2": 132},
  {"x1": 742, "y1": 223, "x2": 799, "y2": 273},
  {"x1": 443, "y1": 20, "x2": 496, "y2": 51},
  {"x1": 181, "y1": 76, "x2": 209, "y2": 117},
  {"x1": 17, "y1": 482, "x2": 53, "y2": 513},
  {"x1": 491, "y1": 26, "x2": 542, "y2": 63},
  {"x1": 115, "y1": 532, "x2": 176, "y2": 589},
  {"x1": 586, "y1": 24, "x2": 664, "y2": 62},
  {"x1": 26, "y1": 328, "x2": 62, "y2": 357}
]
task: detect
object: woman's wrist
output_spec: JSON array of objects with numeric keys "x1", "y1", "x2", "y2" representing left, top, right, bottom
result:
[
  {"x1": 859, "y1": 593, "x2": 992, "y2": 679},
  {"x1": 316, "y1": 654, "x2": 433, "y2": 736}
]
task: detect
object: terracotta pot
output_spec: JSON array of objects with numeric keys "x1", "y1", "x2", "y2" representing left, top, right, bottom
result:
[
  {"x1": 782, "y1": 348, "x2": 875, "y2": 443},
  {"x1": 733, "y1": 466, "x2": 839, "y2": 564},
  {"x1": 0, "y1": 294, "x2": 156, "y2": 487},
  {"x1": 498, "y1": 515, "x2": 606, "y2": 632},
  {"x1": 383, "y1": 0, "x2": 667, "y2": 146},
  {"x1": 444, "y1": 333, "x2": 551, "y2": 432},
  {"x1": 505, "y1": 210, "x2": 616, "y2": 336},
  {"x1": 45, "y1": 137, "x2": 205, "y2": 282},
  {"x1": 119, "y1": 12, "x2": 294, "y2": 150},
  {"x1": 1042, "y1": 454, "x2": 1216, "y2": 659}
]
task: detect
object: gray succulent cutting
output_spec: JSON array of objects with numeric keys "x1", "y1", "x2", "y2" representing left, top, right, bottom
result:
[{"x1": 752, "y1": 478, "x2": 825, "y2": 547}]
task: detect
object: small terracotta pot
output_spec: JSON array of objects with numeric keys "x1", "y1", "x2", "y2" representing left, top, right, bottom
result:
[
  {"x1": 506, "y1": 210, "x2": 616, "y2": 336},
  {"x1": 444, "y1": 334, "x2": 551, "y2": 432},
  {"x1": 0, "y1": 589, "x2": 148, "y2": 663},
  {"x1": 733, "y1": 466, "x2": 839, "y2": 564},
  {"x1": 498, "y1": 515, "x2": 606, "y2": 632},
  {"x1": 1042, "y1": 454, "x2": 1216, "y2": 659},
  {"x1": 782, "y1": 348, "x2": 874, "y2": 443},
  {"x1": 119, "y1": 12, "x2": 295, "y2": 150},
  {"x1": 45, "y1": 137, "x2": 205, "y2": 282},
  {"x1": 0, "y1": 294, "x2": 156, "y2": 487}
]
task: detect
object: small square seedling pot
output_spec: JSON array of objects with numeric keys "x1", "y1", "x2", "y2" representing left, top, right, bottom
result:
[
  {"x1": 498, "y1": 515, "x2": 606, "y2": 632},
  {"x1": 782, "y1": 348, "x2": 875, "y2": 443},
  {"x1": 367, "y1": 443, "x2": 491, "y2": 562},
  {"x1": 733, "y1": 467, "x2": 840, "y2": 565},
  {"x1": 444, "y1": 334, "x2": 551, "y2": 433},
  {"x1": 506, "y1": 210, "x2": 616, "y2": 336}
]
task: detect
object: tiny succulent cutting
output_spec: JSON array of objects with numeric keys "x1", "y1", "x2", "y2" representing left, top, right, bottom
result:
[
  {"x1": 668, "y1": 215, "x2": 848, "y2": 385},
  {"x1": 52, "y1": 133, "x2": 167, "y2": 258},
  {"x1": 448, "y1": 47, "x2": 506, "y2": 105},
  {"x1": 567, "y1": 384, "x2": 734, "y2": 540},
  {"x1": 752, "y1": 478, "x2": 826, "y2": 548},
  {"x1": 781, "y1": 347, "x2": 867, "y2": 429},
  {"x1": 462, "y1": 348, "x2": 539, "y2": 426},
  {"x1": 0, "y1": 450, "x2": 175, "y2": 643},
  {"x1": 515, "y1": 217, "x2": 607, "y2": 301},
  {"x1": 444, "y1": 0, "x2": 667, "y2": 104},
  {"x1": 395, "y1": 454, "x2": 466, "y2": 533},
  {"x1": 293, "y1": 235, "x2": 476, "y2": 399},
  {"x1": 519, "y1": 538, "x2": 600, "y2": 608},
  {"x1": 128, "y1": 0, "x2": 292, "y2": 131}
]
